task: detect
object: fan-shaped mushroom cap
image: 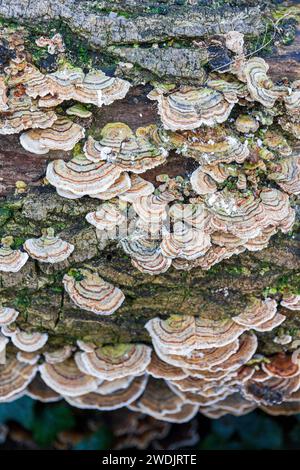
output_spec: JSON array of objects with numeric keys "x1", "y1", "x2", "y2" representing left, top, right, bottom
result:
[
  {"x1": 77, "y1": 343, "x2": 152, "y2": 380},
  {"x1": 66, "y1": 104, "x2": 92, "y2": 118},
  {"x1": 146, "y1": 315, "x2": 246, "y2": 355},
  {"x1": 0, "y1": 237, "x2": 28, "y2": 272},
  {"x1": 153, "y1": 404, "x2": 199, "y2": 423},
  {"x1": 284, "y1": 82, "x2": 300, "y2": 116},
  {"x1": 20, "y1": 118, "x2": 85, "y2": 154},
  {"x1": 84, "y1": 123, "x2": 167, "y2": 173},
  {"x1": 207, "y1": 79, "x2": 247, "y2": 104},
  {"x1": 86, "y1": 203, "x2": 126, "y2": 231},
  {"x1": 133, "y1": 192, "x2": 174, "y2": 224},
  {"x1": 232, "y1": 298, "x2": 277, "y2": 329},
  {"x1": 23, "y1": 228, "x2": 74, "y2": 263},
  {"x1": 96, "y1": 376, "x2": 134, "y2": 395},
  {"x1": 190, "y1": 168, "x2": 217, "y2": 195},
  {"x1": 119, "y1": 175, "x2": 154, "y2": 202},
  {"x1": 268, "y1": 157, "x2": 300, "y2": 196},
  {"x1": 44, "y1": 345, "x2": 74, "y2": 364},
  {"x1": 0, "y1": 334, "x2": 8, "y2": 363},
  {"x1": 281, "y1": 295, "x2": 300, "y2": 311},
  {"x1": 0, "y1": 307, "x2": 19, "y2": 326},
  {"x1": 225, "y1": 31, "x2": 244, "y2": 55},
  {"x1": 65, "y1": 375, "x2": 148, "y2": 410},
  {"x1": 11, "y1": 329, "x2": 48, "y2": 352},
  {"x1": 169, "y1": 203, "x2": 210, "y2": 231},
  {"x1": 17, "y1": 351, "x2": 40, "y2": 365},
  {"x1": 261, "y1": 401, "x2": 300, "y2": 416},
  {"x1": 235, "y1": 114, "x2": 259, "y2": 133},
  {"x1": 242, "y1": 375, "x2": 300, "y2": 406},
  {"x1": 202, "y1": 393, "x2": 256, "y2": 418},
  {"x1": 90, "y1": 173, "x2": 131, "y2": 200},
  {"x1": 260, "y1": 188, "x2": 295, "y2": 233},
  {"x1": 0, "y1": 93, "x2": 57, "y2": 135},
  {"x1": 252, "y1": 312, "x2": 286, "y2": 332},
  {"x1": 160, "y1": 222, "x2": 211, "y2": 260},
  {"x1": 279, "y1": 116, "x2": 300, "y2": 139},
  {"x1": 0, "y1": 77, "x2": 8, "y2": 111},
  {"x1": 147, "y1": 353, "x2": 188, "y2": 380},
  {"x1": 148, "y1": 86, "x2": 234, "y2": 130},
  {"x1": 39, "y1": 357, "x2": 99, "y2": 396},
  {"x1": 154, "y1": 340, "x2": 240, "y2": 371},
  {"x1": 26, "y1": 374, "x2": 61, "y2": 403},
  {"x1": 243, "y1": 57, "x2": 284, "y2": 108},
  {"x1": 130, "y1": 378, "x2": 184, "y2": 417},
  {"x1": 0, "y1": 356, "x2": 37, "y2": 400},
  {"x1": 170, "y1": 129, "x2": 249, "y2": 165},
  {"x1": 63, "y1": 269, "x2": 125, "y2": 315},
  {"x1": 262, "y1": 353, "x2": 300, "y2": 379},
  {"x1": 46, "y1": 152, "x2": 122, "y2": 197},
  {"x1": 210, "y1": 333, "x2": 257, "y2": 372}
]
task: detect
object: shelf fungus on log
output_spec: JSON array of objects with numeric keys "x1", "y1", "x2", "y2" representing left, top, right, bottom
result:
[
  {"x1": 46, "y1": 152, "x2": 123, "y2": 198},
  {"x1": 39, "y1": 358, "x2": 99, "y2": 397},
  {"x1": 43, "y1": 346, "x2": 75, "y2": 365},
  {"x1": 17, "y1": 351, "x2": 40, "y2": 365},
  {"x1": 0, "y1": 356, "x2": 38, "y2": 401},
  {"x1": 23, "y1": 228, "x2": 74, "y2": 263},
  {"x1": 10, "y1": 329, "x2": 48, "y2": 352},
  {"x1": 76, "y1": 343, "x2": 152, "y2": 381},
  {"x1": 26, "y1": 375, "x2": 62, "y2": 403},
  {"x1": 148, "y1": 86, "x2": 235, "y2": 131},
  {"x1": 0, "y1": 237, "x2": 28, "y2": 273},
  {"x1": 63, "y1": 269, "x2": 125, "y2": 315},
  {"x1": 281, "y1": 295, "x2": 300, "y2": 312},
  {"x1": 0, "y1": 307, "x2": 19, "y2": 327},
  {"x1": 20, "y1": 117, "x2": 85, "y2": 154},
  {"x1": 85, "y1": 202, "x2": 126, "y2": 231},
  {"x1": 65, "y1": 375, "x2": 148, "y2": 411},
  {"x1": 84, "y1": 123, "x2": 168, "y2": 173}
]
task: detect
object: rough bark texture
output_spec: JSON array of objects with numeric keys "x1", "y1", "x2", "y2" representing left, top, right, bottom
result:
[{"x1": 0, "y1": 0, "x2": 299, "y2": 356}]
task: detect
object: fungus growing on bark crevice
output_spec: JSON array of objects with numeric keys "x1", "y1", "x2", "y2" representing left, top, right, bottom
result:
[
  {"x1": 24, "y1": 228, "x2": 74, "y2": 263},
  {"x1": 0, "y1": 237, "x2": 28, "y2": 273}
]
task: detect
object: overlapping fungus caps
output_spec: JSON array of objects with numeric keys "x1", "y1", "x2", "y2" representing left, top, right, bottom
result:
[
  {"x1": 284, "y1": 81, "x2": 300, "y2": 116},
  {"x1": 26, "y1": 375, "x2": 61, "y2": 403},
  {"x1": 235, "y1": 114, "x2": 259, "y2": 133},
  {"x1": 0, "y1": 307, "x2": 19, "y2": 326},
  {"x1": 167, "y1": 127, "x2": 249, "y2": 165},
  {"x1": 232, "y1": 298, "x2": 278, "y2": 329},
  {"x1": 119, "y1": 174, "x2": 154, "y2": 202},
  {"x1": 281, "y1": 295, "x2": 300, "y2": 311},
  {"x1": 145, "y1": 315, "x2": 246, "y2": 356},
  {"x1": 46, "y1": 152, "x2": 123, "y2": 198},
  {"x1": 23, "y1": 228, "x2": 74, "y2": 263},
  {"x1": 76, "y1": 343, "x2": 152, "y2": 380},
  {"x1": 43, "y1": 345, "x2": 74, "y2": 364},
  {"x1": 0, "y1": 237, "x2": 28, "y2": 273},
  {"x1": 11, "y1": 329, "x2": 48, "y2": 352},
  {"x1": 146, "y1": 352, "x2": 188, "y2": 380},
  {"x1": 160, "y1": 222, "x2": 211, "y2": 260},
  {"x1": 0, "y1": 77, "x2": 8, "y2": 111},
  {"x1": 39, "y1": 357, "x2": 99, "y2": 396},
  {"x1": 243, "y1": 57, "x2": 284, "y2": 108},
  {"x1": 63, "y1": 269, "x2": 125, "y2": 315},
  {"x1": 84, "y1": 123, "x2": 167, "y2": 173},
  {"x1": 0, "y1": 356, "x2": 37, "y2": 400},
  {"x1": 268, "y1": 157, "x2": 300, "y2": 196},
  {"x1": 20, "y1": 117, "x2": 85, "y2": 154},
  {"x1": 148, "y1": 86, "x2": 235, "y2": 131},
  {"x1": 65, "y1": 375, "x2": 148, "y2": 411},
  {"x1": 85, "y1": 202, "x2": 126, "y2": 231}
]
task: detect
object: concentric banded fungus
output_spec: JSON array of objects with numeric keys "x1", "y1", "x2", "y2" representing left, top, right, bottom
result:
[
  {"x1": 148, "y1": 86, "x2": 235, "y2": 130},
  {"x1": 65, "y1": 375, "x2": 147, "y2": 411},
  {"x1": 20, "y1": 118, "x2": 85, "y2": 154},
  {"x1": 281, "y1": 295, "x2": 300, "y2": 311},
  {"x1": 0, "y1": 237, "x2": 28, "y2": 272},
  {"x1": 39, "y1": 358, "x2": 99, "y2": 396},
  {"x1": 232, "y1": 298, "x2": 278, "y2": 329},
  {"x1": 262, "y1": 354, "x2": 300, "y2": 379},
  {"x1": 169, "y1": 128, "x2": 249, "y2": 165},
  {"x1": 121, "y1": 236, "x2": 172, "y2": 275},
  {"x1": 145, "y1": 315, "x2": 246, "y2": 355},
  {"x1": 160, "y1": 222, "x2": 211, "y2": 260},
  {"x1": 11, "y1": 330, "x2": 48, "y2": 352},
  {"x1": 243, "y1": 57, "x2": 284, "y2": 108},
  {"x1": 210, "y1": 333, "x2": 258, "y2": 372},
  {"x1": 63, "y1": 269, "x2": 125, "y2": 315},
  {"x1": 0, "y1": 307, "x2": 19, "y2": 326},
  {"x1": 190, "y1": 168, "x2": 217, "y2": 195},
  {"x1": 96, "y1": 376, "x2": 135, "y2": 394},
  {"x1": 26, "y1": 375, "x2": 61, "y2": 403},
  {"x1": 235, "y1": 114, "x2": 259, "y2": 133},
  {"x1": 85, "y1": 203, "x2": 125, "y2": 231},
  {"x1": 268, "y1": 158, "x2": 300, "y2": 195},
  {"x1": 46, "y1": 152, "x2": 122, "y2": 198},
  {"x1": 17, "y1": 351, "x2": 40, "y2": 365},
  {"x1": 284, "y1": 81, "x2": 300, "y2": 116},
  {"x1": 43, "y1": 346, "x2": 74, "y2": 364},
  {"x1": 77, "y1": 343, "x2": 152, "y2": 380},
  {"x1": 0, "y1": 77, "x2": 8, "y2": 111},
  {"x1": 146, "y1": 353, "x2": 188, "y2": 380},
  {"x1": 132, "y1": 192, "x2": 174, "y2": 224},
  {"x1": 119, "y1": 175, "x2": 154, "y2": 202},
  {"x1": 90, "y1": 173, "x2": 131, "y2": 200},
  {"x1": 0, "y1": 357, "x2": 37, "y2": 400},
  {"x1": 84, "y1": 123, "x2": 167, "y2": 173},
  {"x1": 23, "y1": 228, "x2": 74, "y2": 263}
]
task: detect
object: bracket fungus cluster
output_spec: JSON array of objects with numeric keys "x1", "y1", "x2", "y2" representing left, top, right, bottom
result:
[{"x1": 1, "y1": 23, "x2": 300, "y2": 429}]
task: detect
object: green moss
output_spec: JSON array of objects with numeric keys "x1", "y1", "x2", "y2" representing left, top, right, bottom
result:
[
  {"x1": 0, "y1": 208, "x2": 12, "y2": 227},
  {"x1": 14, "y1": 289, "x2": 31, "y2": 310}
]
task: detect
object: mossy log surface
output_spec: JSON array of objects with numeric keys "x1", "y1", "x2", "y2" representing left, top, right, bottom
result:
[{"x1": 0, "y1": 0, "x2": 299, "y2": 357}]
